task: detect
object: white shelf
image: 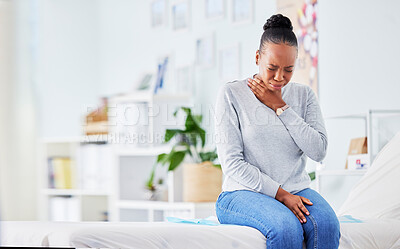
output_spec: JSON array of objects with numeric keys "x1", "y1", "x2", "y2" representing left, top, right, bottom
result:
[
  {"x1": 39, "y1": 90, "x2": 193, "y2": 222},
  {"x1": 41, "y1": 136, "x2": 84, "y2": 144},
  {"x1": 117, "y1": 200, "x2": 215, "y2": 210},
  {"x1": 115, "y1": 145, "x2": 172, "y2": 156},
  {"x1": 153, "y1": 93, "x2": 192, "y2": 102},
  {"x1": 41, "y1": 135, "x2": 109, "y2": 144},
  {"x1": 80, "y1": 134, "x2": 109, "y2": 143},
  {"x1": 117, "y1": 200, "x2": 216, "y2": 222},
  {"x1": 315, "y1": 169, "x2": 368, "y2": 193},
  {"x1": 109, "y1": 92, "x2": 192, "y2": 103},
  {"x1": 324, "y1": 113, "x2": 367, "y2": 120},
  {"x1": 42, "y1": 189, "x2": 111, "y2": 196},
  {"x1": 316, "y1": 169, "x2": 368, "y2": 176}
]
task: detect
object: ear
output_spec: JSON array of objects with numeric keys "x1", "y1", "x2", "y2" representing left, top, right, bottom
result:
[{"x1": 255, "y1": 50, "x2": 260, "y2": 65}]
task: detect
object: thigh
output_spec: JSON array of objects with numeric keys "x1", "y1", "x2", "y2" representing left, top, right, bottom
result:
[
  {"x1": 294, "y1": 188, "x2": 339, "y2": 222},
  {"x1": 216, "y1": 190, "x2": 304, "y2": 248},
  {"x1": 295, "y1": 188, "x2": 341, "y2": 248}
]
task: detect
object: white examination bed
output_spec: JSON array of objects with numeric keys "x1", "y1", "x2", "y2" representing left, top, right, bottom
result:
[
  {"x1": 2, "y1": 220, "x2": 266, "y2": 248},
  {"x1": 2, "y1": 133, "x2": 400, "y2": 249},
  {"x1": 1, "y1": 218, "x2": 400, "y2": 248}
]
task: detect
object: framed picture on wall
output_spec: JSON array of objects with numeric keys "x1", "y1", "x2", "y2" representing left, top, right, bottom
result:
[
  {"x1": 172, "y1": 1, "x2": 191, "y2": 31},
  {"x1": 196, "y1": 34, "x2": 215, "y2": 68},
  {"x1": 205, "y1": 0, "x2": 225, "y2": 20},
  {"x1": 231, "y1": 0, "x2": 254, "y2": 25},
  {"x1": 219, "y1": 43, "x2": 241, "y2": 82},
  {"x1": 151, "y1": 0, "x2": 167, "y2": 28},
  {"x1": 277, "y1": 0, "x2": 319, "y2": 96}
]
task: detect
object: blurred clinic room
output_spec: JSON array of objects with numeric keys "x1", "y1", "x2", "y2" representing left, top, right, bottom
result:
[{"x1": 1, "y1": 0, "x2": 400, "y2": 223}]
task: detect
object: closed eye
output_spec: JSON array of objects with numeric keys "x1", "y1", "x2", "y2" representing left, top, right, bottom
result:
[{"x1": 268, "y1": 68, "x2": 292, "y2": 73}]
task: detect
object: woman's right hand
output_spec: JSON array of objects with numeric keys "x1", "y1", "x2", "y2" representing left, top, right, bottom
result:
[{"x1": 275, "y1": 187, "x2": 313, "y2": 224}]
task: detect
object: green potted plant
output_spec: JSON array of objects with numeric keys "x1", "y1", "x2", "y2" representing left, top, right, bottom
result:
[
  {"x1": 309, "y1": 171, "x2": 315, "y2": 180},
  {"x1": 146, "y1": 106, "x2": 222, "y2": 202}
]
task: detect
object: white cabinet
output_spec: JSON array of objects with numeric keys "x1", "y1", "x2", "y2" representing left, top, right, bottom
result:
[
  {"x1": 321, "y1": 109, "x2": 400, "y2": 167},
  {"x1": 38, "y1": 137, "x2": 111, "y2": 222},
  {"x1": 315, "y1": 112, "x2": 369, "y2": 194},
  {"x1": 107, "y1": 92, "x2": 216, "y2": 222},
  {"x1": 315, "y1": 110, "x2": 400, "y2": 210},
  {"x1": 117, "y1": 200, "x2": 216, "y2": 222},
  {"x1": 107, "y1": 92, "x2": 192, "y2": 147}
]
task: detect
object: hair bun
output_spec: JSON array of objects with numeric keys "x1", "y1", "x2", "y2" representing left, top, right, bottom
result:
[{"x1": 263, "y1": 14, "x2": 293, "y2": 31}]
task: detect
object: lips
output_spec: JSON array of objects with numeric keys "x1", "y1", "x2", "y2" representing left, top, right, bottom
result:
[{"x1": 270, "y1": 83, "x2": 283, "y2": 89}]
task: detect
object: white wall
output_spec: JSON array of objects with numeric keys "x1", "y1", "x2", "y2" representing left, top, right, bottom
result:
[
  {"x1": 35, "y1": 0, "x2": 278, "y2": 138},
  {"x1": 0, "y1": 0, "x2": 38, "y2": 220},
  {"x1": 318, "y1": 0, "x2": 400, "y2": 116},
  {"x1": 37, "y1": 0, "x2": 400, "y2": 137},
  {"x1": 36, "y1": 0, "x2": 101, "y2": 137},
  {"x1": 96, "y1": 0, "x2": 277, "y2": 139},
  {"x1": 317, "y1": 0, "x2": 400, "y2": 210},
  {"x1": 0, "y1": 0, "x2": 16, "y2": 220}
]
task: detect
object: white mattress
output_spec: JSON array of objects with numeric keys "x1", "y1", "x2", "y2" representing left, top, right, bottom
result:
[
  {"x1": 1, "y1": 221, "x2": 266, "y2": 249},
  {"x1": 339, "y1": 218, "x2": 400, "y2": 249},
  {"x1": 2, "y1": 218, "x2": 400, "y2": 249}
]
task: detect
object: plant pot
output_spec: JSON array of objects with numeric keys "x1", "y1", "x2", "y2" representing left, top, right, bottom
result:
[{"x1": 183, "y1": 161, "x2": 222, "y2": 202}]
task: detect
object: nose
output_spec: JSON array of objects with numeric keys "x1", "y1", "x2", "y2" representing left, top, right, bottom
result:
[{"x1": 274, "y1": 69, "x2": 284, "y2": 82}]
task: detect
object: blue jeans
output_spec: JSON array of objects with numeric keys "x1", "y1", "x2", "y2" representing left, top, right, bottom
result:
[{"x1": 216, "y1": 188, "x2": 340, "y2": 249}]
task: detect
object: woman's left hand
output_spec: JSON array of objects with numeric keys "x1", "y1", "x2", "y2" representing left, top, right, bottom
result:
[{"x1": 247, "y1": 74, "x2": 286, "y2": 111}]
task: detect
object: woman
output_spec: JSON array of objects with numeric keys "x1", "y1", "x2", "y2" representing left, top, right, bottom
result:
[{"x1": 214, "y1": 14, "x2": 340, "y2": 248}]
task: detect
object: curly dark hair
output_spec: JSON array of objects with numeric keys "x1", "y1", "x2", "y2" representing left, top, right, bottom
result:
[{"x1": 259, "y1": 14, "x2": 298, "y2": 53}]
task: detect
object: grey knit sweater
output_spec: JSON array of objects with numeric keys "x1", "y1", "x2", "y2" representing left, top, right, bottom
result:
[{"x1": 214, "y1": 79, "x2": 327, "y2": 198}]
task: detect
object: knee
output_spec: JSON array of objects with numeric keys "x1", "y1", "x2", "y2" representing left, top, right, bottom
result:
[
  {"x1": 313, "y1": 211, "x2": 340, "y2": 238},
  {"x1": 268, "y1": 217, "x2": 303, "y2": 243},
  {"x1": 215, "y1": 204, "x2": 227, "y2": 224},
  {"x1": 322, "y1": 213, "x2": 340, "y2": 232}
]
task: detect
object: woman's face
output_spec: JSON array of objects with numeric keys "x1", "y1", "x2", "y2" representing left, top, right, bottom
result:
[{"x1": 255, "y1": 42, "x2": 297, "y2": 92}]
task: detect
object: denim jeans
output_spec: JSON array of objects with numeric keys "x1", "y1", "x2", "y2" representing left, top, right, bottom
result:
[{"x1": 216, "y1": 188, "x2": 340, "y2": 249}]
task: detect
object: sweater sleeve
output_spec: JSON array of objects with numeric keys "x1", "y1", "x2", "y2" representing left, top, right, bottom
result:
[
  {"x1": 214, "y1": 85, "x2": 281, "y2": 198},
  {"x1": 277, "y1": 86, "x2": 328, "y2": 162}
]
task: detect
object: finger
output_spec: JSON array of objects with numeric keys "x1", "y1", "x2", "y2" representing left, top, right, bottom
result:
[
  {"x1": 247, "y1": 81, "x2": 260, "y2": 97},
  {"x1": 294, "y1": 206, "x2": 307, "y2": 223},
  {"x1": 253, "y1": 81, "x2": 264, "y2": 93},
  {"x1": 252, "y1": 77, "x2": 263, "y2": 86},
  {"x1": 296, "y1": 213, "x2": 304, "y2": 224},
  {"x1": 291, "y1": 209, "x2": 302, "y2": 223},
  {"x1": 247, "y1": 78, "x2": 254, "y2": 89},
  {"x1": 248, "y1": 78, "x2": 265, "y2": 93},
  {"x1": 253, "y1": 76, "x2": 268, "y2": 89},
  {"x1": 253, "y1": 74, "x2": 261, "y2": 81},
  {"x1": 248, "y1": 77, "x2": 258, "y2": 85},
  {"x1": 254, "y1": 75, "x2": 266, "y2": 85},
  {"x1": 298, "y1": 202, "x2": 310, "y2": 216},
  {"x1": 301, "y1": 196, "x2": 313, "y2": 206},
  {"x1": 247, "y1": 78, "x2": 262, "y2": 94},
  {"x1": 247, "y1": 78, "x2": 255, "y2": 90}
]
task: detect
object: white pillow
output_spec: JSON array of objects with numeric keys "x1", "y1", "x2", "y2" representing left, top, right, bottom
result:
[{"x1": 338, "y1": 132, "x2": 400, "y2": 220}]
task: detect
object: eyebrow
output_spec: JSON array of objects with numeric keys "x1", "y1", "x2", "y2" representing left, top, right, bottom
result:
[{"x1": 269, "y1": 64, "x2": 294, "y2": 68}]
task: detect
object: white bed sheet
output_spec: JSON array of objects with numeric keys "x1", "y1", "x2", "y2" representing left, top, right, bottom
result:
[
  {"x1": 338, "y1": 132, "x2": 400, "y2": 221},
  {"x1": 1, "y1": 221, "x2": 98, "y2": 247},
  {"x1": 2, "y1": 218, "x2": 400, "y2": 249},
  {"x1": 69, "y1": 222, "x2": 267, "y2": 249},
  {"x1": 1, "y1": 221, "x2": 266, "y2": 249},
  {"x1": 339, "y1": 218, "x2": 400, "y2": 249}
]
